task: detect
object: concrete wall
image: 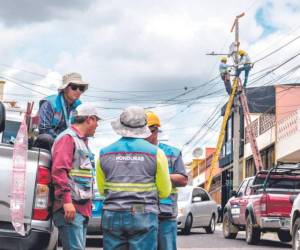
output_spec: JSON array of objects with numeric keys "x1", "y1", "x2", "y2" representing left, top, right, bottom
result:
[
  {"x1": 275, "y1": 85, "x2": 300, "y2": 162},
  {"x1": 276, "y1": 85, "x2": 300, "y2": 122}
]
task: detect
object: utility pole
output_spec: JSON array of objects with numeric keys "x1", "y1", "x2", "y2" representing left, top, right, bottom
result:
[
  {"x1": 231, "y1": 13, "x2": 244, "y2": 190},
  {"x1": 205, "y1": 13, "x2": 245, "y2": 192}
]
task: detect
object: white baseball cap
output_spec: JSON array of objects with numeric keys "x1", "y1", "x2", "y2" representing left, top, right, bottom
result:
[{"x1": 75, "y1": 104, "x2": 101, "y2": 120}]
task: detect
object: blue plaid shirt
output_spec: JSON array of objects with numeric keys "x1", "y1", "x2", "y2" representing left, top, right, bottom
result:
[{"x1": 38, "y1": 98, "x2": 72, "y2": 138}]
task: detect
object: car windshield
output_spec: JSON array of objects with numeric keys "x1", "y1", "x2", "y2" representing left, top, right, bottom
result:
[{"x1": 178, "y1": 188, "x2": 191, "y2": 202}]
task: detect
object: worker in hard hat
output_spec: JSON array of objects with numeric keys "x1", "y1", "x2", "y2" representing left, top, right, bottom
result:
[
  {"x1": 219, "y1": 57, "x2": 232, "y2": 95},
  {"x1": 237, "y1": 50, "x2": 252, "y2": 87},
  {"x1": 146, "y1": 111, "x2": 188, "y2": 250}
]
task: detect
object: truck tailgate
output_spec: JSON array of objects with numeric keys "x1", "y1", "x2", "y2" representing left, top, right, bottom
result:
[
  {"x1": 0, "y1": 144, "x2": 41, "y2": 227},
  {"x1": 266, "y1": 193, "x2": 292, "y2": 217}
]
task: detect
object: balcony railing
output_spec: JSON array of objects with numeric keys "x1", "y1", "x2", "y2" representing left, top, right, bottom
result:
[
  {"x1": 277, "y1": 109, "x2": 300, "y2": 141},
  {"x1": 245, "y1": 113, "x2": 275, "y2": 144}
]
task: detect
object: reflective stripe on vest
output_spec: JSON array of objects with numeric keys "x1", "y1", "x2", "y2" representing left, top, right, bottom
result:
[
  {"x1": 104, "y1": 182, "x2": 157, "y2": 192},
  {"x1": 69, "y1": 169, "x2": 93, "y2": 178},
  {"x1": 158, "y1": 143, "x2": 181, "y2": 217},
  {"x1": 100, "y1": 138, "x2": 159, "y2": 213},
  {"x1": 54, "y1": 127, "x2": 94, "y2": 202}
]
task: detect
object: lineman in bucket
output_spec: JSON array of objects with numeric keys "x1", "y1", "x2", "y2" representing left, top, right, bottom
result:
[{"x1": 146, "y1": 111, "x2": 188, "y2": 250}]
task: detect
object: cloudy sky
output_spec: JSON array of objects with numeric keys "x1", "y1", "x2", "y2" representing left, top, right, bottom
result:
[{"x1": 0, "y1": 0, "x2": 300, "y2": 160}]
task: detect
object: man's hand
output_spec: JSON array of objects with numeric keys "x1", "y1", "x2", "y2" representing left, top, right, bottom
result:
[
  {"x1": 170, "y1": 174, "x2": 188, "y2": 187},
  {"x1": 63, "y1": 203, "x2": 76, "y2": 223}
]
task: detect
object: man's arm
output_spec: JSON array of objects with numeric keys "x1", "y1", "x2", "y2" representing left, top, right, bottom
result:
[
  {"x1": 38, "y1": 101, "x2": 56, "y2": 137},
  {"x1": 171, "y1": 153, "x2": 188, "y2": 187},
  {"x1": 156, "y1": 148, "x2": 172, "y2": 199},
  {"x1": 51, "y1": 135, "x2": 76, "y2": 222}
]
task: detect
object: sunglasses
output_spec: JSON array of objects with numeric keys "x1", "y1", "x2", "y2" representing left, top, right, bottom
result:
[
  {"x1": 150, "y1": 126, "x2": 159, "y2": 133},
  {"x1": 69, "y1": 83, "x2": 86, "y2": 92}
]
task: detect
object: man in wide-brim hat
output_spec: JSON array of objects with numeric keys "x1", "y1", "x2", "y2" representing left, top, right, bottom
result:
[
  {"x1": 36, "y1": 72, "x2": 88, "y2": 150},
  {"x1": 96, "y1": 106, "x2": 171, "y2": 250}
]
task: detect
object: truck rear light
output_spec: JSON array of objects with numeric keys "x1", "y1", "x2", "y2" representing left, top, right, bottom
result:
[
  {"x1": 260, "y1": 194, "x2": 268, "y2": 214},
  {"x1": 33, "y1": 166, "x2": 51, "y2": 221},
  {"x1": 37, "y1": 166, "x2": 51, "y2": 184}
]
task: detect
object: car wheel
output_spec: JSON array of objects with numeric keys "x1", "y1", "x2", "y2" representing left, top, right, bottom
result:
[
  {"x1": 182, "y1": 214, "x2": 193, "y2": 235},
  {"x1": 277, "y1": 230, "x2": 292, "y2": 243},
  {"x1": 293, "y1": 218, "x2": 300, "y2": 250},
  {"x1": 246, "y1": 215, "x2": 260, "y2": 245},
  {"x1": 222, "y1": 211, "x2": 238, "y2": 239},
  {"x1": 205, "y1": 214, "x2": 216, "y2": 234}
]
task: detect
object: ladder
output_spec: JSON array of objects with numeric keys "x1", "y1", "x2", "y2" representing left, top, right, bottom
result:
[
  {"x1": 205, "y1": 78, "x2": 263, "y2": 191},
  {"x1": 238, "y1": 80, "x2": 263, "y2": 171}
]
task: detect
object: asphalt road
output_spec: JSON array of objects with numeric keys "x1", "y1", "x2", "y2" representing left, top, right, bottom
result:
[{"x1": 58, "y1": 224, "x2": 292, "y2": 249}]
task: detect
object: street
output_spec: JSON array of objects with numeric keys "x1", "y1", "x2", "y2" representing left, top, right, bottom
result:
[{"x1": 58, "y1": 224, "x2": 292, "y2": 249}]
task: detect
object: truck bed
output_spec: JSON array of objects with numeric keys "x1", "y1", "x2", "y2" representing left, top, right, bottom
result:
[{"x1": 0, "y1": 144, "x2": 51, "y2": 233}]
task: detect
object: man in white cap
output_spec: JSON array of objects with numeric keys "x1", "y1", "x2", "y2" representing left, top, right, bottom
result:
[
  {"x1": 96, "y1": 106, "x2": 171, "y2": 250},
  {"x1": 52, "y1": 103, "x2": 100, "y2": 250},
  {"x1": 36, "y1": 72, "x2": 88, "y2": 150}
]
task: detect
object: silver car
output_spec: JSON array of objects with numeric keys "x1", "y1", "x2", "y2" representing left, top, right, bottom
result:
[{"x1": 177, "y1": 186, "x2": 218, "y2": 235}]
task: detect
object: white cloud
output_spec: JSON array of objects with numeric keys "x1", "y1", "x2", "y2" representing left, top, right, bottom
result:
[{"x1": 0, "y1": 0, "x2": 299, "y2": 160}]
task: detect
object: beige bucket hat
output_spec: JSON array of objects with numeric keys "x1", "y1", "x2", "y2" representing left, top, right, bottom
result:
[
  {"x1": 58, "y1": 72, "x2": 89, "y2": 91},
  {"x1": 111, "y1": 106, "x2": 151, "y2": 138}
]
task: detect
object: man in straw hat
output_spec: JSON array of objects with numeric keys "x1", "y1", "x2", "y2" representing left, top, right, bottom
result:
[
  {"x1": 36, "y1": 72, "x2": 88, "y2": 150},
  {"x1": 96, "y1": 106, "x2": 171, "y2": 250},
  {"x1": 52, "y1": 103, "x2": 101, "y2": 250}
]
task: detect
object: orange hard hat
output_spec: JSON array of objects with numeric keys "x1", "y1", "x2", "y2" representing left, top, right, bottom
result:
[{"x1": 146, "y1": 111, "x2": 161, "y2": 127}]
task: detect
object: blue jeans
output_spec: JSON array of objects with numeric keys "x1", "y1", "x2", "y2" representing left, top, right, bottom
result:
[
  {"x1": 158, "y1": 218, "x2": 177, "y2": 250},
  {"x1": 237, "y1": 64, "x2": 251, "y2": 87},
  {"x1": 53, "y1": 210, "x2": 88, "y2": 250},
  {"x1": 102, "y1": 210, "x2": 158, "y2": 250}
]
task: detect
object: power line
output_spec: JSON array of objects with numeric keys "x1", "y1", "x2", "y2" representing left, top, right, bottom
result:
[{"x1": 253, "y1": 35, "x2": 300, "y2": 64}]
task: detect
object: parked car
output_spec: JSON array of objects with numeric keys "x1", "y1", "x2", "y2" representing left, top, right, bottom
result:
[
  {"x1": 222, "y1": 176, "x2": 254, "y2": 240},
  {"x1": 223, "y1": 164, "x2": 300, "y2": 245},
  {"x1": 0, "y1": 103, "x2": 58, "y2": 250},
  {"x1": 290, "y1": 193, "x2": 300, "y2": 250},
  {"x1": 87, "y1": 189, "x2": 104, "y2": 235},
  {"x1": 177, "y1": 186, "x2": 218, "y2": 235}
]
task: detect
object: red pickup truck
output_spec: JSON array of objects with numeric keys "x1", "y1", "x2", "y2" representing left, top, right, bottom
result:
[{"x1": 223, "y1": 164, "x2": 300, "y2": 245}]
